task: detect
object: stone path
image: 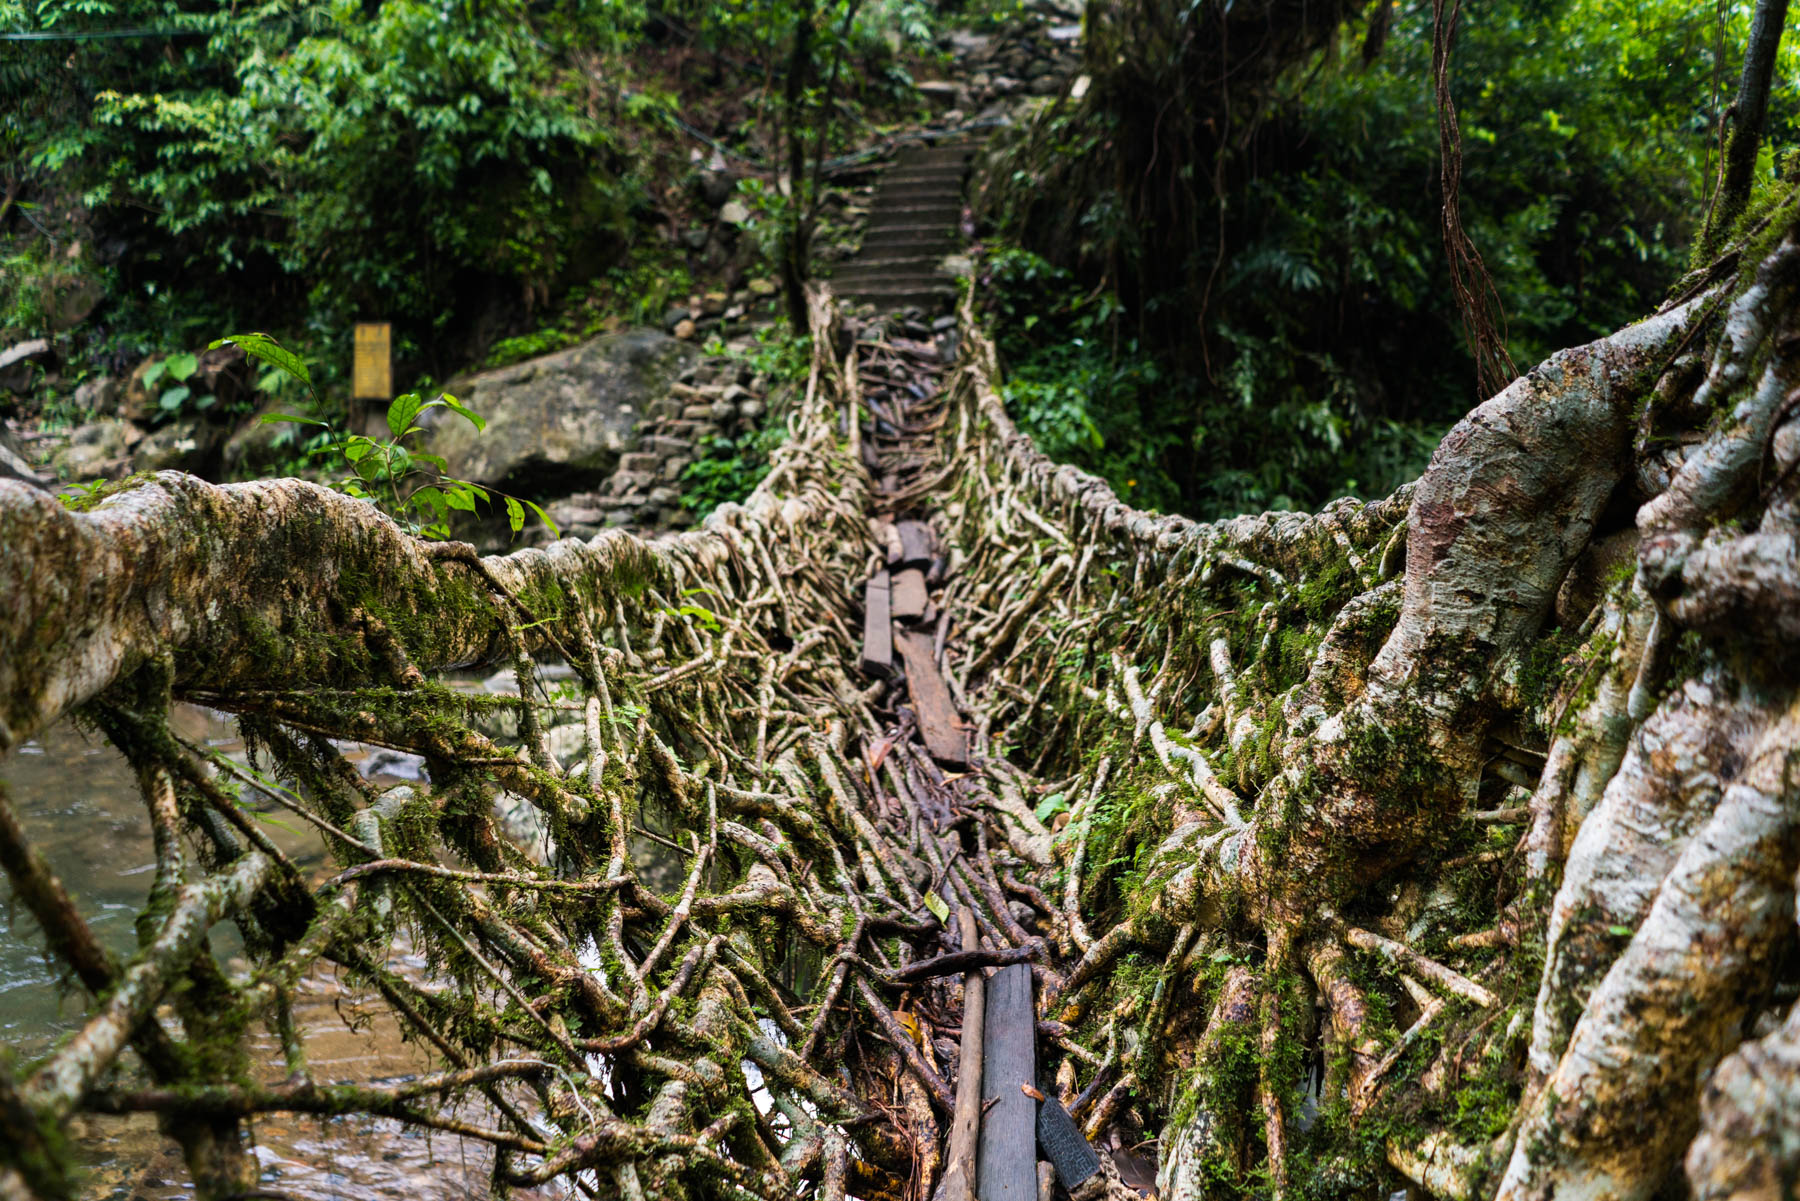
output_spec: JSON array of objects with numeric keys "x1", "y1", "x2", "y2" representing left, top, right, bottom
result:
[{"x1": 829, "y1": 139, "x2": 981, "y2": 313}]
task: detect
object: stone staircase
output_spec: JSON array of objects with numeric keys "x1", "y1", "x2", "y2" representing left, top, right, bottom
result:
[{"x1": 829, "y1": 139, "x2": 980, "y2": 312}]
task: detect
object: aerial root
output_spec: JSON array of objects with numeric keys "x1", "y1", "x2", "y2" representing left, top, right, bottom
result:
[{"x1": 1499, "y1": 691, "x2": 1800, "y2": 1201}]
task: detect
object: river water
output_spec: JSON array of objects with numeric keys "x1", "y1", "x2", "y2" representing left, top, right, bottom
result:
[{"x1": 1, "y1": 708, "x2": 549, "y2": 1200}]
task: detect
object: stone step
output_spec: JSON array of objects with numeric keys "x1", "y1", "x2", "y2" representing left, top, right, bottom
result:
[
  {"x1": 867, "y1": 207, "x2": 963, "y2": 229},
  {"x1": 831, "y1": 253, "x2": 949, "y2": 272},
  {"x1": 841, "y1": 279, "x2": 958, "y2": 299},
  {"x1": 874, "y1": 186, "x2": 965, "y2": 206},
  {"x1": 883, "y1": 167, "x2": 969, "y2": 186},
  {"x1": 828, "y1": 264, "x2": 957, "y2": 286},
  {"x1": 894, "y1": 145, "x2": 976, "y2": 167},
  {"x1": 860, "y1": 234, "x2": 960, "y2": 250}
]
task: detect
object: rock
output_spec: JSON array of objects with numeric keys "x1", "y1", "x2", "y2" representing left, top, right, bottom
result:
[
  {"x1": 618, "y1": 451, "x2": 661, "y2": 474},
  {"x1": 681, "y1": 227, "x2": 709, "y2": 251},
  {"x1": 608, "y1": 470, "x2": 656, "y2": 496},
  {"x1": 132, "y1": 414, "x2": 228, "y2": 475},
  {"x1": 413, "y1": 328, "x2": 696, "y2": 492},
  {"x1": 698, "y1": 170, "x2": 735, "y2": 208},
  {"x1": 647, "y1": 486, "x2": 681, "y2": 506},
  {"x1": 747, "y1": 278, "x2": 777, "y2": 297},
  {"x1": 222, "y1": 397, "x2": 304, "y2": 477},
  {"x1": 50, "y1": 417, "x2": 137, "y2": 481},
  {"x1": 661, "y1": 456, "x2": 692, "y2": 481},
  {"x1": 738, "y1": 399, "x2": 765, "y2": 422},
  {"x1": 722, "y1": 383, "x2": 752, "y2": 405},
  {"x1": 719, "y1": 201, "x2": 752, "y2": 226},
  {"x1": 543, "y1": 723, "x2": 588, "y2": 768},
  {"x1": 673, "y1": 319, "x2": 697, "y2": 341},
  {"x1": 916, "y1": 80, "x2": 961, "y2": 108},
  {"x1": 493, "y1": 792, "x2": 554, "y2": 864},
  {"x1": 0, "y1": 339, "x2": 51, "y2": 394},
  {"x1": 119, "y1": 357, "x2": 164, "y2": 424},
  {"x1": 664, "y1": 306, "x2": 691, "y2": 330},
  {"x1": 358, "y1": 749, "x2": 428, "y2": 781},
  {"x1": 701, "y1": 292, "x2": 728, "y2": 316},
  {"x1": 0, "y1": 423, "x2": 51, "y2": 490},
  {"x1": 724, "y1": 303, "x2": 746, "y2": 321},
  {"x1": 932, "y1": 315, "x2": 958, "y2": 332},
  {"x1": 73, "y1": 374, "x2": 119, "y2": 416}
]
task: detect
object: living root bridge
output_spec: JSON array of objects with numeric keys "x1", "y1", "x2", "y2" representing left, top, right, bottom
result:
[{"x1": 4, "y1": 215, "x2": 1800, "y2": 1201}]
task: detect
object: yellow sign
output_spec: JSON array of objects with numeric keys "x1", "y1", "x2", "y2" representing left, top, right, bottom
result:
[{"x1": 353, "y1": 323, "x2": 392, "y2": 400}]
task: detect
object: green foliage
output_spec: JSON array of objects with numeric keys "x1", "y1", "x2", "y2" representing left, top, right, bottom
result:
[
  {"x1": 7, "y1": 0, "x2": 652, "y2": 363},
  {"x1": 229, "y1": 332, "x2": 554, "y2": 540},
  {"x1": 985, "y1": 0, "x2": 1785, "y2": 518}
]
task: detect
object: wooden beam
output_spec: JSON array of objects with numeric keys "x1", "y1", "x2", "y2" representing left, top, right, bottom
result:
[
  {"x1": 861, "y1": 571, "x2": 893, "y2": 677},
  {"x1": 895, "y1": 631, "x2": 967, "y2": 768},
  {"x1": 979, "y1": 963, "x2": 1036, "y2": 1201}
]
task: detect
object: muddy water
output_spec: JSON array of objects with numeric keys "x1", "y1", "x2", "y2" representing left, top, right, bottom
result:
[{"x1": 0, "y1": 709, "x2": 551, "y2": 1200}]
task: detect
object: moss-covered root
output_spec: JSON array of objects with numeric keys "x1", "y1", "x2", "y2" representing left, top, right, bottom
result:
[{"x1": 1498, "y1": 691, "x2": 1800, "y2": 1201}]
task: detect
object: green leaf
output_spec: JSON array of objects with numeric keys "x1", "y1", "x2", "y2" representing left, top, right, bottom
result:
[
  {"x1": 408, "y1": 485, "x2": 446, "y2": 514},
  {"x1": 444, "y1": 485, "x2": 479, "y2": 513},
  {"x1": 387, "y1": 392, "x2": 425, "y2": 440},
  {"x1": 164, "y1": 351, "x2": 198, "y2": 382},
  {"x1": 922, "y1": 890, "x2": 949, "y2": 923},
  {"x1": 212, "y1": 334, "x2": 312, "y2": 397},
  {"x1": 524, "y1": 498, "x2": 559, "y2": 540},
  {"x1": 438, "y1": 394, "x2": 486, "y2": 432},
  {"x1": 504, "y1": 495, "x2": 525, "y2": 532},
  {"x1": 141, "y1": 360, "x2": 168, "y2": 387},
  {"x1": 158, "y1": 384, "x2": 191, "y2": 411},
  {"x1": 343, "y1": 438, "x2": 375, "y2": 463},
  {"x1": 1034, "y1": 792, "x2": 1069, "y2": 823},
  {"x1": 1607, "y1": 925, "x2": 1635, "y2": 938},
  {"x1": 259, "y1": 413, "x2": 327, "y2": 426}
]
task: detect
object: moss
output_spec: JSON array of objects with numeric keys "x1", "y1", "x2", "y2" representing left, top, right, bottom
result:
[{"x1": 58, "y1": 470, "x2": 162, "y2": 512}]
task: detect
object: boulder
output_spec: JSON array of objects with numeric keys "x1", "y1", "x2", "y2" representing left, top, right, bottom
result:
[
  {"x1": 222, "y1": 397, "x2": 307, "y2": 477},
  {"x1": 132, "y1": 414, "x2": 229, "y2": 475},
  {"x1": 414, "y1": 327, "x2": 697, "y2": 493},
  {"x1": 0, "y1": 339, "x2": 51, "y2": 395},
  {"x1": 0, "y1": 424, "x2": 51, "y2": 490},
  {"x1": 73, "y1": 374, "x2": 120, "y2": 416},
  {"x1": 50, "y1": 418, "x2": 137, "y2": 481}
]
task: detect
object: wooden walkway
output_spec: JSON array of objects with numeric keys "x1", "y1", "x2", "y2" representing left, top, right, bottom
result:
[{"x1": 846, "y1": 316, "x2": 1108, "y2": 1201}]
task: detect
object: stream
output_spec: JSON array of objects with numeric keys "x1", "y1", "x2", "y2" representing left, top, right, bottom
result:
[{"x1": 1, "y1": 705, "x2": 553, "y2": 1200}]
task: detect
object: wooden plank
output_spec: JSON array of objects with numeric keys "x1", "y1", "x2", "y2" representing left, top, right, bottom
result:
[
  {"x1": 936, "y1": 908, "x2": 985, "y2": 1201},
  {"x1": 891, "y1": 567, "x2": 928, "y2": 622},
  {"x1": 978, "y1": 963, "x2": 1036, "y2": 1201},
  {"x1": 895, "y1": 631, "x2": 966, "y2": 768},
  {"x1": 861, "y1": 571, "x2": 893, "y2": 677},
  {"x1": 895, "y1": 519, "x2": 935, "y2": 568}
]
